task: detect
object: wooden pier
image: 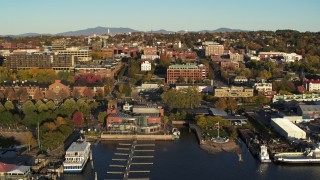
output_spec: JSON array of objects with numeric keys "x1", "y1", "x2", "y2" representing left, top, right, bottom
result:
[{"x1": 107, "y1": 140, "x2": 155, "y2": 180}]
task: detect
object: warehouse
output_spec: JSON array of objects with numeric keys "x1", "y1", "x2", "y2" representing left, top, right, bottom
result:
[{"x1": 271, "y1": 118, "x2": 306, "y2": 140}]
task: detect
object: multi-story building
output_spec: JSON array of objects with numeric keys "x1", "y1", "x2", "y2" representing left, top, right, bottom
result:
[
  {"x1": 272, "y1": 93, "x2": 320, "y2": 103},
  {"x1": 214, "y1": 86, "x2": 254, "y2": 97},
  {"x1": 205, "y1": 44, "x2": 224, "y2": 56},
  {"x1": 230, "y1": 53, "x2": 244, "y2": 61},
  {"x1": 143, "y1": 46, "x2": 157, "y2": 55},
  {"x1": 75, "y1": 60, "x2": 123, "y2": 79},
  {"x1": 141, "y1": 61, "x2": 152, "y2": 71},
  {"x1": 5, "y1": 54, "x2": 51, "y2": 70},
  {"x1": 52, "y1": 39, "x2": 69, "y2": 51},
  {"x1": 56, "y1": 47, "x2": 92, "y2": 62},
  {"x1": 166, "y1": 63, "x2": 208, "y2": 84},
  {"x1": 220, "y1": 60, "x2": 240, "y2": 69},
  {"x1": 4, "y1": 54, "x2": 74, "y2": 71},
  {"x1": 254, "y1": 81, "x2": 272, "y2": 92},
  {"x1": 305, "y1": 79, "x2": 320, "y2": 92},
  {"x1": 0, "y1": 80, "x2": 48, "y2": 99}
]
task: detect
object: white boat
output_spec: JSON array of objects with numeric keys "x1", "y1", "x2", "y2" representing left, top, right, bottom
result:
[
  {"x1": 259, "y1": 145, "x2": 271, "y2": 163},
  {"x1": 172, "y1": 128, "x2": 180, "y2": 139},
  {"x1": 63, "y1": 139, "x2": 91, "y2": 173},
  {"x1": 274, "y1": 143, "x2": 320, "y2": 164}
]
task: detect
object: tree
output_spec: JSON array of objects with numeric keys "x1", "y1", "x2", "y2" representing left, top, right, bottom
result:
[
  {"x1": 73, "y1": 111, "x2": 84, "y2": 126},
  {"x1": 38, "y1": 104, "x2": 48, "y2": 113},
  {"x1": 215, "y1": 98, "x2": 227, "y2": 110},
  {"x1": 45, "y1": 90, "x2": 57, "y2": 100},
  {"x1": 7, "y1": 88, "x2": 18, "y2": 101},
  {"x1": 98, "y1": 111, "x2": 108, "y2": 123},
  {"x1": 83, "y1": 88, "x2": 94, "y2": 99},
  {"x1": 24, "y1": 131, "x2": 36, "y2": 151},
  {"x1": 4, "y1": 101, "x2": 14, "y2": 111},
  {"x1": 162, "y1": 116, "x2": 169, "y2": 129},
  {"x1": 72, "y1": 88, "x2": 81, "y2": 99},
  {"x1": 45, "y1": 122, "x2": 57, "y2": 131},
  {"x1": 0, "y1": 103, "x2": 5, "y2": 113},
  {"x1": 58, "y1": 88, "x2": 69, "y2": 100},
  {"x1": 33, "y1": 89, "x2": 43, "y2": 100},
  {"x1": 195, "y1": 115, "x2": 207, "y2": 129},
  {"x1": 46, "y1": 101, "x2": 56, "y2": 111},
  {"x1": 55, "y1": 116, "x2": 67, "y2": 126},
  {"x1": 226, "y1": 98, "x2": 238, "y2": 113},
  {"x1": 22, "y1": 100, "x2": 36, "y2": 115}
]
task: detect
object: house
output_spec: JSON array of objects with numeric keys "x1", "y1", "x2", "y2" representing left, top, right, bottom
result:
[
  {"x1": 304, "y1": 79, "x2": 320, "y2": 92},
  {"x1": 0, "y1": 162, "x2": 31, "y2": 180},
  {"x1": 141, "y1": 61, "x2": 152, "y2": 71},
  {"x1": 233, "y1": 76, "x2": 248, "y2": 84}
]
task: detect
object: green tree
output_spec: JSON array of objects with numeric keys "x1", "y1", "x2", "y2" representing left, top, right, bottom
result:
[
  {"x1": 46, "y1": 101, "x2": 56, "y2": 111},
  {"x1": 215, "y1": 98, "x2": 227, "y2": 110},
  {"x1": 4, "y1": 101, "x2": 14, "y2": 111},
  {"x1": 98, "y1": 111, "x2": 108, "y2": 123},
  {"x1": 195, "y1": 115, "x2": 207, "y2": 129},
  {"x1": 23, "y1": 100, "x2": 36, "y2": 115},
  {"x1": 0, "y1": 103, "x2": 5, "y2": 113}
]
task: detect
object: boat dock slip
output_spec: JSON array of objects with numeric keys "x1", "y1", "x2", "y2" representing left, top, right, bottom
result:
[{"x1": 107, "y1": 140, "x2": 155, "y2": 180}]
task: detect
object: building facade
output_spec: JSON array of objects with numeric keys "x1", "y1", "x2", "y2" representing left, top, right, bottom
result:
[
  {"x1": 205, "y1": 44, "x2": 224, "y2": 56},
  {"x1": 214, "y1": 86, "x2": 254, "y2": 97},
  {"x1": 56, "y1": 47, "x2": 92, "y2": 62},
  {"x1": 141, "y1": 61, "x2": 152, "y2": 71},
  {"x1": 305, "y1": 79, "x2": 320, "y2": 92},
  {"x1": 166, "y1": 64, "x2": 208, "y2": 84}
]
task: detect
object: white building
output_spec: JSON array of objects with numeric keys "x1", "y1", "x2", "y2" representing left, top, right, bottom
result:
[
  {"x1": 305, "y1": 80, "x2": 320, "y2": 92},
  {"x1": 283, "y1": 53, "x2": 302, "y2": 62},
  {"x1": 141, "y1": 55, "x2": 160, "y2": 60},
  {"x1": 135, "y1": 82, "x2": 160, "y2": 92},
  {"x1": 254, "y1": 82, "x2": 273, "y2": 92},
  {"x1": 271, "y1": 118, "x2": 306, "y2": 140},
  {"x1": 234, "y1": 76, "x2": 248, "y2": 84},
  {"x1": 56, "y1": 47, "x2": 92, "y2": 62},
  {"x1": 141, "y1": 61, "x2": 152, "y2": 71}
]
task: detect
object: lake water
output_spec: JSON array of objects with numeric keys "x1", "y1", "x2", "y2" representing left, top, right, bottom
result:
[{"x1": 62, "y1": 128, "x2": 320, "y2": 180}]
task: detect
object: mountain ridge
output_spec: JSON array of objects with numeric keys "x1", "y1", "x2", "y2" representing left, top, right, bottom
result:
[{"x1": 2, "y1": 26, "x2": 246, "y2": 36}]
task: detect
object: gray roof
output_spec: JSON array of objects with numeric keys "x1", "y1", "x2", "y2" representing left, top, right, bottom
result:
[
  {"x1": 298, "y1": 105, "x2": 320, "y2": 112},
  {"x1": 209, "y1": 108, "x2": 228, "y2": 116},
  {"x1": 223, "y1": 116, "x2": 247, "y2": 121},
  {"x1": 66, "y1": 141, "x2": 90, "y2": 152}
]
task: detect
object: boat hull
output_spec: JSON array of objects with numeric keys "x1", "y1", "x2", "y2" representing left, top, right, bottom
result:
[{"x1": 63, "y1": 155, "x2": 89, "y2": 173}]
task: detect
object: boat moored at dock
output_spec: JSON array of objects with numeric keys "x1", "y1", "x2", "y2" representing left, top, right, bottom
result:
[
  {"x1": 63, "y1": 138, "x2": 91, "y2": 173},
  {"x1": 274, "y1": 143, "x2": 320, "y2": 164}
]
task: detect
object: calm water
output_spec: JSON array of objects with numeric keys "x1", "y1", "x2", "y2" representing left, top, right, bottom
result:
[{"x1": 63, "y1": 128, "x2": 320, "y2": 180}]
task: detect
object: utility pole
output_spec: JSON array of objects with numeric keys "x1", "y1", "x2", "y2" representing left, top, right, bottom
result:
[{"x1": 37, "y1": 122, "x2": 41, "y2": 150}]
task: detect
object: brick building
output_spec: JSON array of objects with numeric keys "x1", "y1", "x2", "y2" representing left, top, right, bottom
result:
[{"x1": 166, "y1": 63, "x2": 208, "y2": 84}]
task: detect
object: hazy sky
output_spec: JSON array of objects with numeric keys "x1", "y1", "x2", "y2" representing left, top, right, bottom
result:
[{"x1": 1, "y1": 0, "x2": 319, "y2": 35}]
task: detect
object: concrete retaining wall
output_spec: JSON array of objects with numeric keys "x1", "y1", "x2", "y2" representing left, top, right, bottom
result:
[{"x1": 101, "y1": 134, "x2": 173, "y2": 141}]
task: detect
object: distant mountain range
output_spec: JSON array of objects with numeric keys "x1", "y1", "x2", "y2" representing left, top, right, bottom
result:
[{"x1": 2, "y1": 26, "x2": 246, "y2": 37}]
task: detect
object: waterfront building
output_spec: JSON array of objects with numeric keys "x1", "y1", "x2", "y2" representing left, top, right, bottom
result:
[
  {"x1": 106, "y1": 103, "x2": 164, "y2": 133},
  {"x1": 271, "y1": 118, "x2": 306, "y2": 140},
  {"x1": 214, "y1": 86, "x2": 254, "y2": 97},
  {"x1": 0, "y1": 162, "x2": 31, "y2": 180},
  {"x1": 297, "y1": 105, "x2": 320, "y2": 120},
  {"x1": 166, "y1": 63, "x2": 208, "y2": 84}
]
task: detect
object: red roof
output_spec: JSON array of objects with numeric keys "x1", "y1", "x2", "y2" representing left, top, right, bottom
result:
[
  {"x1": 305, "y1": 79, "x2": 320, "y2": 83},
  {"x1": 0, "y1": 162, "x2": 14, "y2": 172}
]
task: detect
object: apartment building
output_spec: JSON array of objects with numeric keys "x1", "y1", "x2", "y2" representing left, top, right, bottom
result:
[
  {"x1": 166, "y1": 63, "x2": 208, "y2": 84},
  {"x1": 214, "y1": 86, "x2": 254, "y2": 97}
]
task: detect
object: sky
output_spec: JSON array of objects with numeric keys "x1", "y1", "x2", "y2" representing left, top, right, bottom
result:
[{"x1": 0, "y1": 0, "x2": 319, "y2": 35}]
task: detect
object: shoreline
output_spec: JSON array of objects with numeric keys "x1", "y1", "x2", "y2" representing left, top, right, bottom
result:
[{"x1": 200, "y1": 140, "x2": 241, "y2": 154}]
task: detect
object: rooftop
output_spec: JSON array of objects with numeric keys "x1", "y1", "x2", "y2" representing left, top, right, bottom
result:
[{"x1": 66, "y1": 141, "x2": 90, "y2": 153}]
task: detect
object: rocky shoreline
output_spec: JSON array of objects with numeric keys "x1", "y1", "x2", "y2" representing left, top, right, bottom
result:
[{"x1": 200, "y1": 140, "x2": 241, "y2": 154}]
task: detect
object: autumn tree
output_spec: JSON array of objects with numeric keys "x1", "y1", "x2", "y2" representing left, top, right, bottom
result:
[
  {"x1": 73, "y1": 111, "x2": 84, "y2": 126},
  {"x1": 83, "y1": 88, "x2": 94, "y2": 99},
  {"x1": 33, "y1": 89, "x2": 43, "y2": 100},
  {"x1": 45, "y1": 90, "x2": 57, "y2": 100},
  {"x1": 215, "y1": 98, "x2": 227, "y2": 110},
  {"x1": 58, "y1": 88, "x2": 69, "y2": 100}
]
